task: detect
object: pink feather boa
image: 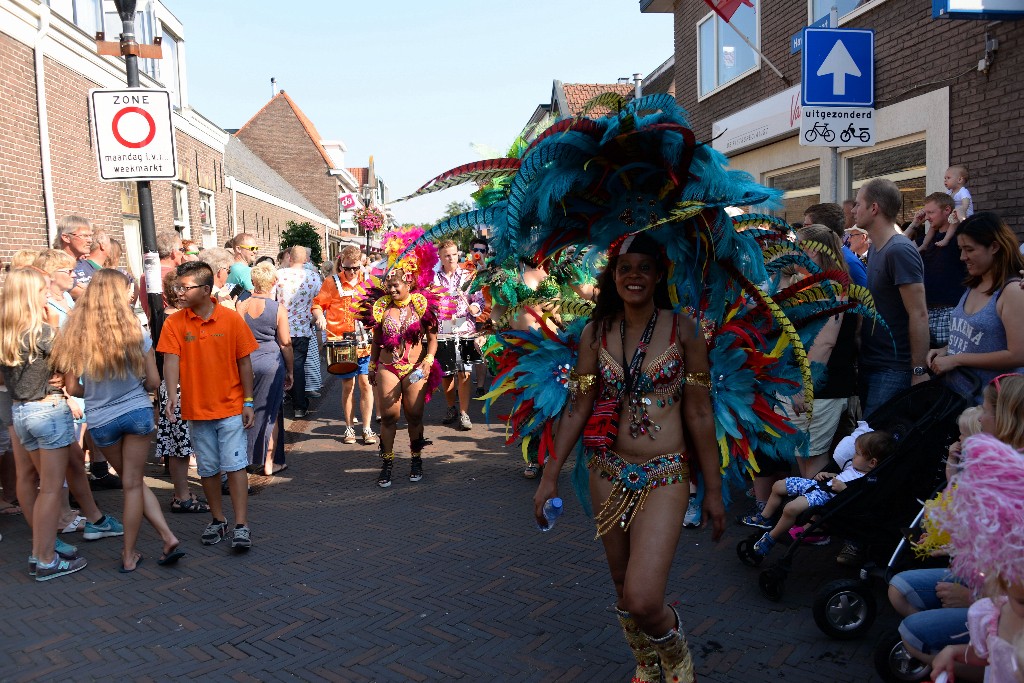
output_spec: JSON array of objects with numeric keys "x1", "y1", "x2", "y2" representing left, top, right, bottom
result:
[{"x1": 929, "y1": 433, "x2": 1024, "y2": 589}]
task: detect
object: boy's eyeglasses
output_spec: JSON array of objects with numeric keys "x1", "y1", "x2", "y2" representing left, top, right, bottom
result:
[
  {"x1": 990, "y1": 372, "x2": 1023, "y2": 394},
  {"x1": 172, "y1": 284, "x2": 205, "y2": 293},
  {"x1": 472, "y1": 248, "x2": 487, "y2": 254}
]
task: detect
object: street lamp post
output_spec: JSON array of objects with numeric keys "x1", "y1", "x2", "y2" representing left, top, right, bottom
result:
[
  {"x1": 363, "y1": 186, "x2": 373, "y2": 254},
  {"x1": 100, "y1": 0, "x2": 164, "y2": 343}
]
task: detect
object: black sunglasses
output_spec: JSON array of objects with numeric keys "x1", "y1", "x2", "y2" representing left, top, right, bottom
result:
[{"x1": 341, "y1": 266, "x2": 360, "y2": 272}]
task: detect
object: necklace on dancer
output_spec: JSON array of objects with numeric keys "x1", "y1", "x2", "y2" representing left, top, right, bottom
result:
[{"x1": 621, "y1": 309, "x2": 660, "y2": 440}]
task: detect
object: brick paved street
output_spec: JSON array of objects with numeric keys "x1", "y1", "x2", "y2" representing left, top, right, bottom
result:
[{"x1": 0, "y1": 374, "x2": 895, "y2": 682}]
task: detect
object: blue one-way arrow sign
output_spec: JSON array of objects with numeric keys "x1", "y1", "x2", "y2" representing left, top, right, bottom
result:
[{"x1": 802, "y1": 27, "x2": 874, "y2": 107}]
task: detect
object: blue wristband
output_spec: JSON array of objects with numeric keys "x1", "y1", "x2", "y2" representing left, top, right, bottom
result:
[{"x1": 242, "y1": 401, "x2": 254, "y2": 408}]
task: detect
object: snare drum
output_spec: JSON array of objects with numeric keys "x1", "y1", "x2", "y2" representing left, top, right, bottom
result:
[
  {"x1": 325, "y1": 338, "x2": 359, "y2": 375},
  {"x1": 436, "y1": 335, "x2": 483, "y2": 376}
]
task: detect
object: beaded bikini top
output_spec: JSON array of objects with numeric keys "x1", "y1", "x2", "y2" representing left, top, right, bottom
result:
[{"x1": 597, "y1": 317, "x2": 685, "y2": 406}]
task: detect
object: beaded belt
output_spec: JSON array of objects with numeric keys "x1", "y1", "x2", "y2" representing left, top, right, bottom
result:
[{"x1": 588, "y1": 449, "x2": 689, "y2": 537}]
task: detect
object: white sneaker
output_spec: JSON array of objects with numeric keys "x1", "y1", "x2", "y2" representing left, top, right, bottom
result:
[
  {"x1": 342, "y1": 427, "x2": 356, "y2": 444},
  {"x1": 458, "y1": 412, "x2": 472, "y2": 431},
  {"x1": 683, "y1": 495, "x2": 701, "y2": 528}
]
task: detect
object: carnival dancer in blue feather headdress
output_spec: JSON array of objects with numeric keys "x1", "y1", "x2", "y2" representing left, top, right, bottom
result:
[{"x1": 395, "y1": 92, "x2": 878, "y2": 683}]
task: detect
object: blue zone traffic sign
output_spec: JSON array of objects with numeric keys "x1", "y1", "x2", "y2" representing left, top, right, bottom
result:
[{"x1": 801, "y1": 27, "x2": 874, "y2": 107}]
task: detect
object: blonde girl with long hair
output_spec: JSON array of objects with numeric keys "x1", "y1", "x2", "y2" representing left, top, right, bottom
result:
[
  {"x1": 0, "y1": 268, "x2": 88, "y2": 580},
  {"x1": 51, "y1": 270, "x2": 183, "y2": 571}
]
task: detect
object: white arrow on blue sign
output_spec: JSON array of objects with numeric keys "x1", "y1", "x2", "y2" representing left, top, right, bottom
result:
[{"x1": 801, "y1": 27, "x2": 874, "y2": 107}]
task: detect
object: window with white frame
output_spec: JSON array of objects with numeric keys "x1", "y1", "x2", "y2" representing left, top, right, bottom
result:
[
  {"x1": 198, "y1": 190, "x2": 214, "y2": 229},
  {"x1": 810, "y1": 0, "x2": 888, "y2": 23},
  {"x1": 172, "y1": 183, "x2": 189, "y2": 237},
  {"x1": 697, "y1": 1, "x2": 759, "y2": 98},
  {"x1": 48, "y1": 0, "x2": 99, "y2": 36},
  {"x1": 103, "y1": 6, "x2": 156, "y2": 78},
  {"x1": 160, "y1": 26, "x2": 182, "y2": 109}
]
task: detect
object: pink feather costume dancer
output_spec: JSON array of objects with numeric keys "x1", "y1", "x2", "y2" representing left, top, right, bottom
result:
[
  {"x1": 356, "y1": 227, "x2": 452, "y2": 488},
  {"x1": 926, "y1": 433, "x2": 1024, "y2": 683}
]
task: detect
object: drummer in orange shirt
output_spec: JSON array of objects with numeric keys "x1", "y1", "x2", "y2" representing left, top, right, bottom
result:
[{"x1": 312, "y1": 245, "x2": 377, "y2": 445}]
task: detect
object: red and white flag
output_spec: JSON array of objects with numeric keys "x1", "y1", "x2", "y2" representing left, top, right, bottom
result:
[{"x1": 703, "y1": 0, "x2": 754, "y2": 22}]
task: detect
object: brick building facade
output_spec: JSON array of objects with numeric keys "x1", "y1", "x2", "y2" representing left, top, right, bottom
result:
[
  {"x1": 234, "y1": 91, "x2": 357, "y2": 259},
  {"x1": 0, "y1": 0, "x2": 334, "y2": 279},
  {"x1": 642, "y1": 0, "x2": 1023, "y2": 237}
]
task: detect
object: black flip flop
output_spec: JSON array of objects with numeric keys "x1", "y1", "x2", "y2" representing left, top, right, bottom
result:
[
  {"x1": 157, "y1": 550, "x2": 186, "y2": 566},
  {"x1": 119, "y1": 554, "x2": 144, "y2": 573}
]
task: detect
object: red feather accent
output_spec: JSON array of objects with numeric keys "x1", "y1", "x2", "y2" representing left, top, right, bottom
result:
[
  {"x1": 400, "y1": 158, "x2": 522, "y2": 200},
  {"x1": 523, "y1": 118, "x2": 603, "y2": 154},
  {"x1": 776, "y1": 269, "x2": 850, "y2": 301}
]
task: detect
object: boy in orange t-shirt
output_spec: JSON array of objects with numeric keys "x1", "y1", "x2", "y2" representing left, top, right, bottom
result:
[{"x1": 157, "y1": 261, "x2": 259, "y2": 551}]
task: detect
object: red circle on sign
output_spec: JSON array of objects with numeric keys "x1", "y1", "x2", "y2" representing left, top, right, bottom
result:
[{"x1": 111, "y1": 106, "x2": 157, "y2": 148}]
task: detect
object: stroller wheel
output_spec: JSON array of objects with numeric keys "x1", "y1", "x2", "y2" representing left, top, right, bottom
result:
[
  {"x1": 873, "y1": 629, "x2": 930, "y2": 682},
  {"x1": 813, "y1": 579, "x2": 877, "y2": 640},
  {"x1": 736, "y1": 538, "x2": 763, "y2": 567},
  {"x1": 758, "y1": 567, "x2": 786, "y2": 601}
]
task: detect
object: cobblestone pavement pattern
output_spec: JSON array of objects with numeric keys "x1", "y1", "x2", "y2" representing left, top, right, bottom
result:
[{"x1": 0, "y1": 374, "x2": 894, "y2": 681}]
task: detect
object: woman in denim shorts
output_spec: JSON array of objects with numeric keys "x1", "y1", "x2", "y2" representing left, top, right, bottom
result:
[
  {"x1": 0, "y1": 268, "x2": 88, "y2": 581},
  {"x1": 52, "y1": 270, "x2": 183, "y2": 572}
]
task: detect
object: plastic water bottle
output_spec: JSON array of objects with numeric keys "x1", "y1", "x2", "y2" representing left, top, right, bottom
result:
[
  {"x1": 537, "y1": 497, "x2": 564, "y2": 532},
  {"x1": 408, "y1": 368, "x2": 424, "y2": 384}
]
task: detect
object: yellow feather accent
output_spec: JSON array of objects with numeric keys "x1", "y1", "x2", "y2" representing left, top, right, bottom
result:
[{"x1": 797, "y1": 240, "x2": 841, "y2": 264}]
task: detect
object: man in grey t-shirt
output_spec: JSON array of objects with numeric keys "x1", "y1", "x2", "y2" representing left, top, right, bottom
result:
[{"x1": 854, "y1": 179, "x2": 929, "y2": 416}]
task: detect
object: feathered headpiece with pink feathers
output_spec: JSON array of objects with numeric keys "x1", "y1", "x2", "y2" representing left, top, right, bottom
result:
[
  {"x1": 927, "y1": 433, "x2": 1024, "y2": 589},
  {"x1": 379, "y1": 226, "x2": 438, "y2": 290}
]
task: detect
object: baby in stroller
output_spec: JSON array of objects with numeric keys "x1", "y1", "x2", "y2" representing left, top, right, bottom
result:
[{"x1": 749, "y1": 430, "x2": 897, "y2": 559}]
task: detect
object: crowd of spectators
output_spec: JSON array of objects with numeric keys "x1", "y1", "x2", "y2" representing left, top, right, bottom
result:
[{"x1": 1, "y1": 195, "x2": 1022, "y2": 681}]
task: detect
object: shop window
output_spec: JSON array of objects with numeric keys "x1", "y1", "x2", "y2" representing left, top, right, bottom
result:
[
  {"x1": 697, "y1": 1, "x2": 759, "y2": 99},
  {"x1": 846, "y1": 140, "x2": 927, "y2": 226},
  {"x1": 766, "y1": 165, "x2": 821, "y2": 225}
]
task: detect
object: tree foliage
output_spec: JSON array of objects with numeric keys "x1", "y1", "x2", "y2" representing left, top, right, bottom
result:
[
  {"x1": 439, "y1": 200, "x2": 476, "y2": 254},
  {"x1": 280, "y1": 220, "x2": 323, "y2": 266}
]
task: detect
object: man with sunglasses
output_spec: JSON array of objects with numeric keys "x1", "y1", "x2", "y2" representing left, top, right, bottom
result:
[
  {"x1": 312, "y1": 246, "x2": 377, "y2": 445},
  {"x1": 226, "y1": 233, "x2": 260, "y2": 294}
]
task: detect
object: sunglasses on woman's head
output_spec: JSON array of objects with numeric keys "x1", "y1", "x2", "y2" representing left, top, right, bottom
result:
[{"x1": 990, "y1": 372, "x2": 1023, "y2": 394}]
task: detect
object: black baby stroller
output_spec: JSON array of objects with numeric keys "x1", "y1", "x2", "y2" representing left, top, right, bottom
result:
[{"x1": 735, "y1": 378, "x2": 971, "y2": 638}]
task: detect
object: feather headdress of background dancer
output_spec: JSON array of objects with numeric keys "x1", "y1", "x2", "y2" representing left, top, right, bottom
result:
[{"x1": 395, "y1": 92, "x2": 884, "y2": 499}]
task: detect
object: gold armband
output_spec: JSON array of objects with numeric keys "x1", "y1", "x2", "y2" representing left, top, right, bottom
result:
[
  {"x1": 369, "y1": 359, "x2": 378, "y2": 372},
  {"x1": 567, "y1": 369, "x2": 597, "y2": 415},
  {"x1": 421, "y1": 354, "x2": 435, "y2": 365},
  {"x1": 684, "y1": 372, "x2": 712, "y2": 390}
]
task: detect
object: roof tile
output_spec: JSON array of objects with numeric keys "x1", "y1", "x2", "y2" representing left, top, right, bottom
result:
[{"x1": 561, "y1": 83, "x2": 635, "y2": 116}]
